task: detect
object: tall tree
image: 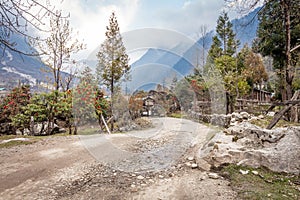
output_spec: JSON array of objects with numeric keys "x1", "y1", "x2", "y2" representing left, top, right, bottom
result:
[
  {"x1": 256, "y1": 0, "x2": 299, "y2": 100},
  {"x1": 208, "y1": 36, "x2": 222, "y2": 61},
  {"x1": 207, "y1": 11, "x2": 242, "y2": 113},
  {"x1": 225, "y1": 0, "x2": 300, "y2": 101},
  {"x1": 96, "y1": 12, "x2": 130, "y2": 131},
  {"x1": 237, "y1": 44, "x2": 252, "y2": 72},
  {"x1": 208, "y1": 11, "x2": 239, "y2": 59},
  {"x1": 0, "y1": 0, "x2": 58, "y2": 55},
  {"x1": 38, "y1": 11, "x2": 84, "y2": 91}
]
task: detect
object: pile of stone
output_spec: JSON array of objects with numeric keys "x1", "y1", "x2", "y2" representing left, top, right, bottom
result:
[
  {"x1": 228, "y1": 111, "x2": 271, "y2": 126},
  {"x1": 188, "y1": 110, "x2": 274, "y2": 128},
  {"x1": 184, "y1": 156, "x2": 198, "y2": 169},
  {"x1": 26, "y1": 122, "x2": 66, "y2": 135},
  {"x1": 196, "y1": 122, "x2": 300, "y2": 174},
  {"x1": 0, "y1": 121, "x2": 66, "y2": 135},
  {"x1": 188, "y1": 111, "x2": 231, "y2": 127}
]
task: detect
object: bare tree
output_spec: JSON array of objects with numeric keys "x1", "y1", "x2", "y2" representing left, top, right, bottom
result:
[
  {"x1": 194, "y1": 25, "x2": 210, "y2": 70},
  {"x1": 0, "y1": 0, "x2": 58, "y2": 55},
  {"x1": 199, "y1": 25, "x2": 209, "y2": 67},
  {"x1": 37, "y1": 11, "x2": 85, "y2": 91},
  {"x1": 60, "y1": 61, "x2": 79, "y2": 92}
]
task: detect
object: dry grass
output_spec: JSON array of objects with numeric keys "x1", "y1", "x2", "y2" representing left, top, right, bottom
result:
[{"x1": 220, "y1": 164, "x2": 300, "y2": 200}]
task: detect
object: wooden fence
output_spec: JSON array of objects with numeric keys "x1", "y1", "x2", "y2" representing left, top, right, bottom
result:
[{"x1": 235, "y1": 99, "x2": 272, "y2": 114}]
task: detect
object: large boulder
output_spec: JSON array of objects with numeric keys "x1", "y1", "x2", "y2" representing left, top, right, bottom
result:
[
  {"x1": 210, "y1": 114, "x2": 231, "y2": 128},
  {"x1": 196, "y1": 122, "x2": 300, "y2": 174}
]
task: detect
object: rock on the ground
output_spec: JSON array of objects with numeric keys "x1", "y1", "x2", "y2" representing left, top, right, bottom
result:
[
  {"x1": 208, "y1": 173, "x2": 219, "y2": 179},
  {"x1": 239, "y1": 169, "x2": 249, "y2": 175},
  {"x1": 191, "y1": 163, "x2": 198, "y2": 169},
  {"x1": 252, "y1": 170, "x2": 259, "y2": 175},
  {"x1": 197, "y1": 123, "x2": 300, "y2": 175},
  {"x1": 267, "y1": 112, "x2": 275, "y2": 117},
  {"x1": 195, "y1": 158, "x2": 211, "y2": 171},
  {"x1": 240, "y1": 112, "x2": 250, "y2": 120},
  {"x1": 210, "y1": 114, "x2": 231, "y2": 127},
  {"x1": 187, "y1": 156, "x2": 194, "y2": 161},
  {"x1": 158, "y1": 175, "x2": 164, "y2": 179}
]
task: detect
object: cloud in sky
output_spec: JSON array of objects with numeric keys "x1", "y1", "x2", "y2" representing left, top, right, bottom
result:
[
  {"x1": 52, "y1": 0, "x2": 139, "y2": 58},
  {"x1": 48, "y1": 0, "x2": 229, "y2": 60},
  {"x1": 129, "y1": 0, "x2": 225, "y2": 35}
]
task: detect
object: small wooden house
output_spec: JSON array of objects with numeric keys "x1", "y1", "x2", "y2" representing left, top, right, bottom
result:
[
  {"x1": 143, "y1": 96, "x2": 155, "y2": 116},
  {"x1": 250, "y1": 88, "x2": 273, "y2": 102}
]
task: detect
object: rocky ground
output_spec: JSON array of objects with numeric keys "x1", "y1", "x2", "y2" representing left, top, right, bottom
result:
[
  {"x1": 0, "y1": 117, "x2": 237, "y2": 200},
  {"x1": 197, "y1": 121, "x2": 300, "y2": 175}
]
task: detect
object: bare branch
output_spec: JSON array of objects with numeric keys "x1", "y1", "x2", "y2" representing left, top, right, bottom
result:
[{"x1": 0, "y1": 0, "x2": 62, "y2": 55}]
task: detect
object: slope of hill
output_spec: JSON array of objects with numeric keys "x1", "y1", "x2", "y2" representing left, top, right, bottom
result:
[
  {"x1": 128, "y1": 8, "x2": 260, "y2": 92},
  {"x1": 0, "y1": 34, "x2": 74, "y2": 90},
  {"x1": 0, "y1": 34, "x2": 51, "y2": 88}
]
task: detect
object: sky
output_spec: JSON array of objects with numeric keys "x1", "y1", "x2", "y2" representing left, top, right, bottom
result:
[{"x1": 51, "y1": 0, "x2": 238, "y2": 61}]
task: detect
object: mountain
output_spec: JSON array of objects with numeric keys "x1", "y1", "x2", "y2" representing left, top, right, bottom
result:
[
  {"x1": 127, "y1": 8, "x2": 260, "y2": 92},
  {"x1": 0, "y1": 34, "x2": 73, "y2": 90},
  {"x1": 0, "y1": 35, "x2": 50, "y2": 89}
]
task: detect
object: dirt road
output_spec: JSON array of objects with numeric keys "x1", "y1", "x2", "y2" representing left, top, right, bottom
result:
[{"x1": 0, "y1": 117, "x2": 236, "y2": 200}]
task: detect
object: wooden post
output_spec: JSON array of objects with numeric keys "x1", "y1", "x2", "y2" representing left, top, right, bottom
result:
[
  {"x1": 267, "y1": 90, "x2": 299, "y2": 129},
  {"x1": 101, "y1": 114, "x2": 111, "y2": 134},
  {"x1": 291, "y1": 90, "x2": 300, "y2": 122}
]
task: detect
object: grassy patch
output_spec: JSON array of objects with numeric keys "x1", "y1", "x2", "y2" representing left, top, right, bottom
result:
[
  {"x1": 250, "y1": 116, "x2": 299, "y2": 129},
  {"x1": 77, "y1": 126, "x2": 101, "y2": 135},
  {"x1": 168, "y1": 112, "x2": 184, "y2": 118},
  {"x1": 0, "y1": 135, "x2": 38, "y2": 148},
  {"x1": 0, "y1": 139, "x2": 35, "y2": 148},
  {"x1": 0, "y1": 132, "x2": 70, "y2": 148},
  {"x1": 220, "y1": 164, "x2": 300, "y2": 200}
]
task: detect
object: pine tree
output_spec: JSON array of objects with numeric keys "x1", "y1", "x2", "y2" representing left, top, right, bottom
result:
[
  {"x1": 207, "y1": 11, "x2": 241, "y2": 114},
  {"x1": 254, "y1": 0, "x2": 300, "y2": 101},
  {"x1": 96, "y1": 12, "x2": 130, "y2": 131},
  {"x1": 208, "y1": 11, "x2": 239, "y2": 59},
  {"x1": 208, "y1": 36, "x2": 222, "y2": 61}
]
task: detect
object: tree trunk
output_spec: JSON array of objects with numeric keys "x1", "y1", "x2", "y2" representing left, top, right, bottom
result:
[
  {"x1": 282, "y1": 0, "x2": 293, "y2": 100},
  {"x1": 74, "y1": 125, "x2": 77, "y2": 135},
  {"x1": 110, "y1": 77, "x2": 114, "y2": 131},
  {"x1": 226, "y1": 92, "x2": 234, "y2": 114},
  {"x1": 226, "y1": 92, "x2": 230, "y2": 114}
]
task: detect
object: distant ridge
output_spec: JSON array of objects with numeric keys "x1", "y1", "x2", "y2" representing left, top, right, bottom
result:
[{"x1": 127, "y1": 8, "x2": 260, "y2": 91}]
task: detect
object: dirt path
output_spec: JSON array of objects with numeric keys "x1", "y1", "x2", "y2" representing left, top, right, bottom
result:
[{"x1": 0, "y1": 117, "x2": 236, "y2": 200}]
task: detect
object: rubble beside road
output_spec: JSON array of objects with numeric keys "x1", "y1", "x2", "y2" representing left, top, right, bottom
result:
[{"x1": 196, "y1": 121, "x2": 300, "y2": 174}]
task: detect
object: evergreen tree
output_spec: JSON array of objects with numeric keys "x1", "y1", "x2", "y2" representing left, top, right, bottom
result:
[
  {"x1": 237, "y1": 44, "x2": 252, "y2": 73},
  {"x1": 96, "y1": 12, "x2": 130, "y2": 131},
  {"x1": 208, "y1": 36, "x2": 222, "y2": 61},
  {"x1": 254, "y1": 0, "x2": 300, "y2": 100},
  {"x1": 207, "y1": 11, "x2": 241, "y2": 113},
  {"x1": 208, "y1": 11, "x2": 239, "y2": 59}
]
